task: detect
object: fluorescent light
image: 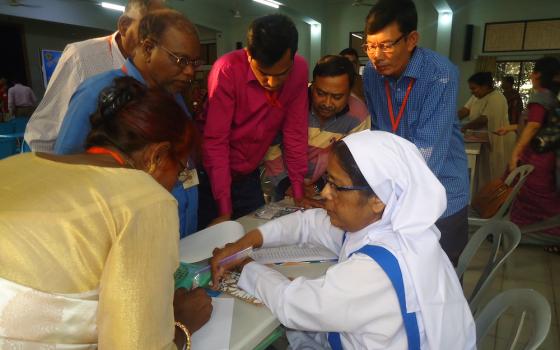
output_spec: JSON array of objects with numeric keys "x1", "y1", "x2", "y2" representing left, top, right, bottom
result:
[
  {"x1": 252, "y1": 0, "x2": 282, "y2": 9},
  {"x1": 352, "y1": 33, "x2": 363, "y2": 40},
  {"x1": 101, "y1": 2, "x2": 125, "y2": 12},
  {"x1": 440, "y1": 11, "x2": 452, "y2": 25}
]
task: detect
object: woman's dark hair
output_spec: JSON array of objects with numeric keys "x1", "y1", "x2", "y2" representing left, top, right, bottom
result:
[
  {"x1": 365, "y1": 0, "x2": 417, "y2": 36},
  {"x1": 86, "y1": 76, "x2": 198, "y2": 163},
  {"x1": 534, "y1": 56, "x2": 560, "y2": 95},
  {"x1": 332, "y1": 140, "x2": 375, "y2": 197},
  {"x1": 313, "y1": 55, "x2": 356, "y2": 89},
  {"x1": 468, "y1": 71, "x2": 494, "y2": 88},
  {"x1": 247, "y1": 14, "x2": 298, "y2": 67}
]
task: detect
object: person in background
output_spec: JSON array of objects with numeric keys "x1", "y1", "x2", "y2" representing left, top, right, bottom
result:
[
  {"x1": 460, "y1": 72, "x2": 515, "y2": 189},
  {"x1": 24, "y1": 0, "x2": 165, "y2": 152},
  {"x1": 362, "y1": 0, "x2": 469, "y2": 266},
  {"x1": 497, "y1": 57, "x2": 560, "y2": 246},
  {"x1": 0, "y1": 78, "x2": 9, "y2": 120},
  {"x1": 200, "y1": 14, "x2": 308, "y2": 228},
  {"x1": 7, "y1": 80, "x2": 36, "y2": 118},
  {"x1": 339, "y1": 47, "x2": 365, "y2": 102},
  {"x1": 0, "y1": 77, "x2": 211, "y2": 349},
  {"x1": 211, "y1": 131, "x2": 475, "y2": 350},
  {"x1": 264, "y1": 55, "x2": 370, "y2": 206},
  {"x1": 501, "y1": 75, "x2": 523, "y2": 125},
  {"x1": 54, "y1": 9, "x2": 202, "y2": 236}
]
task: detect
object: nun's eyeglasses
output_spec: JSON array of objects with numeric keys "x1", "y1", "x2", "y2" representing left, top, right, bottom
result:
[{"x1": 323, "y1": 175, "x2": 371, "y2": 193}]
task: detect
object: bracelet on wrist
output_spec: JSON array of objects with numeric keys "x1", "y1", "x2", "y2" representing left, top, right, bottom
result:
[{"x1": 175, "y1": 321, "x2": 191, "y2": 350}]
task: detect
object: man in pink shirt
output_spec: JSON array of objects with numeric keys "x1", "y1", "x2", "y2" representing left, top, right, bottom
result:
[{"x1": 200, "y1": 14, "x2": 308, "y2": 228}]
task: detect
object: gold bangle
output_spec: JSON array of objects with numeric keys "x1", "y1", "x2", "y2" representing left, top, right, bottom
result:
[{"x1": 175, "y1": 321, "x2": 191, "y2": 350}]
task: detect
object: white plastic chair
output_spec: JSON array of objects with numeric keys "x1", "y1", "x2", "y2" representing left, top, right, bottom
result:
[
  {"x1": 456, "y1": 220, "x2": 521, "y2": 313},
  {"x1": 469, "y1": 164, "x2": 534, "y2": 227},
  {"x1": 475, "y1": 289, "x2": 551, "y2": 350}
]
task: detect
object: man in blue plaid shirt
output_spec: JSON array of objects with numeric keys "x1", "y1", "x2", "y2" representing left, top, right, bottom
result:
[{"x1": 362, "y1": 0, "x2": 469, "y2": 266}]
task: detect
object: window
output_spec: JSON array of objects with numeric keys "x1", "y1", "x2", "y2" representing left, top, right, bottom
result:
[{"x1": 495, "y1": 60, "x2": 535, "y2": 107}]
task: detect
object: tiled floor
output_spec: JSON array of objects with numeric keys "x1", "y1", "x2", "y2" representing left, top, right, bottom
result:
[{"x1": 465, "y1": 240, "x2": 560, "y2": 349}]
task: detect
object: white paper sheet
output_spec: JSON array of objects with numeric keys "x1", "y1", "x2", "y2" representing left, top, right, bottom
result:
[
  {"x1": 250, "y1": 245, "x2": 338, "y2": 264},
  {"x1": 180, "y1": 221, "x2": 245, "y2": 263},
  {"x1": 191, "y1": 297, "x2": 234, "y2": 350}
]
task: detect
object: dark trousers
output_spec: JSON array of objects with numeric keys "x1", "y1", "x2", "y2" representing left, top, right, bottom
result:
[
  {"x1": 197, "y1": 168, "x2": 265, "y2": 230},
  {"x1": 436, "y1": 205, "x2": 469, "y2": 267}
]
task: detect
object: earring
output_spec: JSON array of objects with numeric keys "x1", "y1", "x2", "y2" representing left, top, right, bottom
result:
[{"x1": 147, "y1": 163, "x2": 156, "y2": 174}]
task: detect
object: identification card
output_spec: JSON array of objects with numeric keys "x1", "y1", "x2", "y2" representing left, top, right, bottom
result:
[{"x1": 181, "y1": 169, "x2": 199, "y2": 189}]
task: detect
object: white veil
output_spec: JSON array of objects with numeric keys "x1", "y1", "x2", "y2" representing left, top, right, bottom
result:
[{"x1": 343, "y1": 130, "x2": 475, "y2": 350}]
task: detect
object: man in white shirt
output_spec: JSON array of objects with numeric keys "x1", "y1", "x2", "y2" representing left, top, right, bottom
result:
[
  {"x1": 7, "y1": 81, "x2": 36, "y2": 117},
  {"x1": 24, "y1": 0, "x2": 165, "y2": 152}
]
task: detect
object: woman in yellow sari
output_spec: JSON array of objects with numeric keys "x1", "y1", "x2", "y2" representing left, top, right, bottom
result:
[{"x1": 0, "y1": 77, "x2": 211, "y2": 349}]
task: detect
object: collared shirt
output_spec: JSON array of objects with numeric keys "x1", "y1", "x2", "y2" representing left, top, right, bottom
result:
[
  {"x1": 363, "y1": 47, "x2": 469, "y2": 217},
  {"x1": 264, "y1": 94, "x2": 370, "y2": 186},
  {"x1": 7, "y1": 84, "x2": 36, "y2": 112},
  {"x1": 202, "y1": 49, "x2": 309, "y2": 216},
  {"x1": 25, "y1": 32, "x2": 125, "y2": 152},
  {"x1": 54, "y1": 59, "x2": 188, "y2": 155},
  {"x1": 52, "y1": 59, "x2": 196, "y2": 235}
]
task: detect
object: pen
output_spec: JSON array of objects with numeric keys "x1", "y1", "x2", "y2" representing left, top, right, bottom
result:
[{"x1": 193, "y1": 246, "x2": 254, "y2": 274}]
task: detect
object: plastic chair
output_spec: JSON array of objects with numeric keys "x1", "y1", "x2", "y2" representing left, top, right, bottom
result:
[
  {"x1": 475, "y1": 289, "x2": 551, "y2": 350},
  {"x1": 10, "y1": 116, "x2": 29, "y2": 133},
  {"x1": 456, "y1": 220, "x2": 521, "y2": 313},
  {"x1": 469, "y1": 164, "x2": 534, "y2": 227},
  {"x1": 0, "y1": 122, "x2": 16, "y2": 159}
]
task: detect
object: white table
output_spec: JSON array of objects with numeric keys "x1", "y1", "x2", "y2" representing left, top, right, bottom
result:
[
  {"x1": 180, "y1": 214, "x2": 332, "y2": 350},
  {"x1": 465, "y1": 142, "x2": 481, "y2": 202}
]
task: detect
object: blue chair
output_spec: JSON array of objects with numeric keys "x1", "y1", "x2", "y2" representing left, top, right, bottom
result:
[
  {"x1": 11, "y1": 117, "x2": 29, "y2": 133},
  {"x1": 0, "y1": 122, "x2": 17, "y2": 159}
]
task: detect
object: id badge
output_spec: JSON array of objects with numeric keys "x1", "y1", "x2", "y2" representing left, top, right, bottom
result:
[{"x1": 181, "y1": 169, "x2": 199, "y2": 189}]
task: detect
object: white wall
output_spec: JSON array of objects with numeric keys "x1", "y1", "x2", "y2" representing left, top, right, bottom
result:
[{"x1": 449, "y1": 0, "x2": 560, "y2": 104}]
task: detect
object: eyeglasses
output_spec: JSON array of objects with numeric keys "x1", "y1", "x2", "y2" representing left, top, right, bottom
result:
[
  {"x1": 322, "y1": 174, "x2": 371, "y2": 193},
  {"x1": 158, "y1": 44, "x2": 204, "y2": 70},
  {"x1": 362, "y1": 34, "x2": 407, "y2": 54}
]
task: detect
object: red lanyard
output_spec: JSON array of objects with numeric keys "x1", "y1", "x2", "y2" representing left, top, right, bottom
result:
[
  {"x1": 121, "y1": 64, "x2": 128, "y2": 75},
  {"x1": 384, "y1": 78, "x2": 415, "y2": 133},
  {"x1": 86, "y1": 146, "x2": 126, "y2": 165}
]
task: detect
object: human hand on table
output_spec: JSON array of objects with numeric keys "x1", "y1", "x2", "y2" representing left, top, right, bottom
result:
[
  {"x1": 173, "y1": 287, "x2": 213, "y2": 334},
  {"x1": 210, "y1": 230, "x2": 263, "y2": 289}
]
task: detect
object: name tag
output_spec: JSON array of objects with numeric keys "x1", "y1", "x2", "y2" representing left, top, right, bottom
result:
[{"x1": 181, "y1": 169, "x2": 199, "y2": 189}]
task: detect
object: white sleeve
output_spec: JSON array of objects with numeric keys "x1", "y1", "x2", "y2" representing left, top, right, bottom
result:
[
  {"x1": 464, "y1": 95, "x2": 475, "y2": 110},
  {"x1": 25, "y1": 44, "x2": 85, "y2": 150},
  {"x1": 238, "y1": 253, "x2": 402, "y2": 334},
  {"x1": 258, "y1": 209, "x2": 344, "y2": 255}
]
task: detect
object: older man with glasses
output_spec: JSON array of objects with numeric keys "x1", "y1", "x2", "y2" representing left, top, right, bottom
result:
[
  {"x1": 53, "y1": 9, "x2": 202, "y2": 236},
  {"x1": 24, "y1": 0, "x2": 165, "y2": 153},
  {"x1": 362, "y1": 0, "x2": 469, "y2": 267}
]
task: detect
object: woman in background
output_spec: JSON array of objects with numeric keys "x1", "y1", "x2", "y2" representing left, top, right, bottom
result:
[
  {"x1": 460, "y1": 72, "x2": 515, "y2": 189},
  {"x1": 0, "y1": 77, "x2": 211, "y2": 349},
  {"x1": 497, "y1": 57, "x2": 560, "y2": 246}
]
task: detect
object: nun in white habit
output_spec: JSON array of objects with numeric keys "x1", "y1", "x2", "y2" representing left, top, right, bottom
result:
[{"x1": 210, "y1": 130, "x2": 476, "y2": 350}]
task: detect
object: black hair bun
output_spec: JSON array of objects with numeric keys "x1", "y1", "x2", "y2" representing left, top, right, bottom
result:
[{"x1": 98, "y1": 76, "x2": 146, "y2": 120}]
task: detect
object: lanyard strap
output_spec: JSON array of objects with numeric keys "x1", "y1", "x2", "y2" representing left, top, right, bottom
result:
[
  {"x1": 121, "y1": 64, "x2": 128, "y2": 75},
  {"x1": 86, "y1": 146, "x2": 126, "y2": 165},
  {"x1": 385, "y1": 78, "x2": 415, "y2": 133},
  {"x1": 328, "y1": 245, "x2": 421, "y2": 350}
]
